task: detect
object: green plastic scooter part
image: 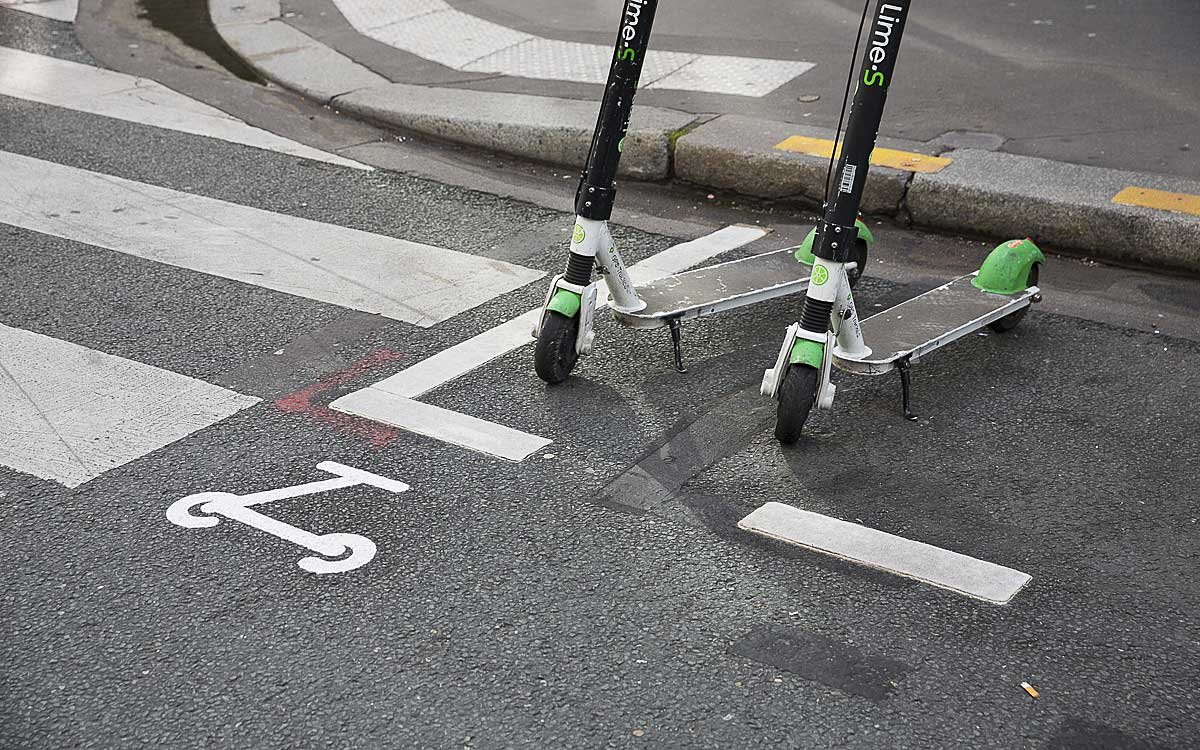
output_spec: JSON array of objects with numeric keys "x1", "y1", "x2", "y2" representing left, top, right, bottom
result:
[
  {"x1": 793, "y1": 218, "x2": 876, "y2": 265},
  {"x1": 972, "y1": 238, "x2": 1045, "y2": 295},
  {"x1": 546, "y1": 289, "x2": 582, "y2": 317},
  {"x1": 788, "y1": 338, "x2": 824, "y2": 368}
]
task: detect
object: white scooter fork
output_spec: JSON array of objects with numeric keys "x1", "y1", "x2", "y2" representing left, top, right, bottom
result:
[
  {"x1": 534, "y1": 216, "x2": 645, "y2": 356},
  {"x1": 762, "y1": 257, "x2": 858, "y2": 410}
]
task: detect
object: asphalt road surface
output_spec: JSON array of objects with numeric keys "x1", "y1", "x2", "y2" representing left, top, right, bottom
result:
[{"x1": 2, "y1": 5, "x2": 1199, "y2": 749}]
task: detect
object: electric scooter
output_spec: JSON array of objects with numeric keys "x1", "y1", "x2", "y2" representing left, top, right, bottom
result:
[
  {"x1": 533, "y1": 0, "x2": 1043, "y2": 443},
  {"x1": 532, "y1": 0, "x2": 859, "y2": 381},
  {"x1": 760, "y1": 0, "x2": 1043, "y2": 443}
]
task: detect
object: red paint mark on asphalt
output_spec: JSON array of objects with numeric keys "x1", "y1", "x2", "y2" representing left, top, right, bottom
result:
[{"x1": 275, "y1": 349, "x2": 405, "y2": 448}]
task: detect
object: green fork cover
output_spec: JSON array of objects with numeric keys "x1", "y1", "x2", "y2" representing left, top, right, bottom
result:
[
  {"x1": 788, "y1": 338, "x2": 824, "y2": 368},
  {"x1": 793, "y1": 218, "x2": 876, "y2": 265},
  {"x1": 973, "y1": 238, "x2": 1045, "y2": 295},
  {"x1": 546, "y1": 289, "x2": 582, "y2": 317}
]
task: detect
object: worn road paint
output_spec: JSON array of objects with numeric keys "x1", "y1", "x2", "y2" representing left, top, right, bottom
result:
[
  {"x1": 0, "y1": 150, "x2": 544, "y2": 326},
  {"x1": 167, "y1": 461, "x2": 408, "y2": 574},
  {"x1": 728, "y1": 625, "x2": 910, "y2": 701},
  {"x1": 0, "y1": 46, "x2": 368, "y2": 169},
  {"x1": 738, "y1": 502, "x2": 1032, "y2": 604},
  {"x1": 329, "y1": 225, "x2": 769, "y2": 460},
  {"x1": 0, "y1": 323, "x2": 259, "y2": 488},
  {"x1": 274, "y1": 349, "x2": 407, "y2": 448},
  {"x1": 0, "y1": 0, "x2": 76, "y2": 21},
  {"x1": 329, "y1": 0, "x2": 813, "y2": 97},
  {"x1": 1112, "y1": 186, "x2": 1200, "y2": 217},
  {"x1": 596, "y1": 384, "x2": 773, "y2": 515},
  {"x1": 775, "y1": 135, "x2": 953, "y2": 174}
]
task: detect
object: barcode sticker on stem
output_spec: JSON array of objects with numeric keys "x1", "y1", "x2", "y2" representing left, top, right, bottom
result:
[{"x1": 839, "y1": 164, "x2": 857, "y2": 194}]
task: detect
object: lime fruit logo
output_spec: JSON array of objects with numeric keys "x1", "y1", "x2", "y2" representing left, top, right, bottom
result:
[
  {"x1": 573, "y1": 225, "x2": 586, "y2": 244},
  {"x1": 812, "y1": 265, "x2": 829, "y2": 286}
]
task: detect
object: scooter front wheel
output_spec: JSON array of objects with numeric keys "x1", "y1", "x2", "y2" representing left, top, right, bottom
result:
[
  {"x1": 534, "y1": 311, "x2": 580, "y2": 384},
  {"x1": 774, "y1": 365, "x2": 819, "y2": 445}
]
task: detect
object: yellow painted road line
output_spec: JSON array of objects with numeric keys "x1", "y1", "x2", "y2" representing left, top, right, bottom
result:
[
  {"x1": 775, "y1": 135, "x2": 952, "y2": 173},
  {"x1": 1112, "y1": 186, "x2": 1200, "y2": 217}
]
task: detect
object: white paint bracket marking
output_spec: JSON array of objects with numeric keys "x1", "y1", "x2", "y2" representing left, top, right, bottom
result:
[
  {"x1": 738, "y1": 502, "x2": 1032, "y2": 604},
  {"x1": 332, "y1": 389, "x2": 552, "y2": 462},
  {"x1": 330, "y1": 225, "x2": 771, "y2": 460},
  {"x1": 167, "y1": 461, "x2": 408, "y2": 574}
]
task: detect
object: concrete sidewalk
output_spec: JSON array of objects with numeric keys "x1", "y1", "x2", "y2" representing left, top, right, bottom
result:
[{"x1": 211, "y1": 0, "x2": 1200, "y2": 271}]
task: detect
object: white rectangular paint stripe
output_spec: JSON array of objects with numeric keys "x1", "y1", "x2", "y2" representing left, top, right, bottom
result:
[
  {"x1": 0, "y1": 323, "x2": 259, "y2": 488},
  {"x1": 330, "y1": 0, "x2": 814, "y2": 97},
  {"x1": 332, "y1": 389, "x2": 551, "y2": 462},
  {"x1": 738, "y1": 502, "x2": 1032, "y2": 604},
  {"x1": 627, "y1": 225, "x2": 770, "y2": 282},
  {"x1": 368, "y1": 309, "x2": 542, "y2": 400},
  {"x1": 357, "y1": 224, "x2": 770, "y2": 400},
  {"x1": 0, "y1": 0, "x2": 76, "y2": 22},
  {"x1": 0, "y1": 151, "x2": 543, "y2": 327},
  {"x1": 0, "y1": 46, "x2": 369, "y2": 170}
]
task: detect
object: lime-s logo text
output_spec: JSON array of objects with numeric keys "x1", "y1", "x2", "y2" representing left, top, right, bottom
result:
[
  {"x1": 617, "y1": 0, "x2": 646, "y2": 63},
  {"x1": 863, "y1": 4, "x2": 903, "y2": 87}
]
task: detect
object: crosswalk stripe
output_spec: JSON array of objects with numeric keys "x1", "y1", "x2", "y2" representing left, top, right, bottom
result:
[
  {"x1": 0, "y1": 46, "x2": 369, "y2": 170},
  {"x1": 0, "y1": 0, "x2": 76, "y2": 21},
  {"x1": 0, "y1": 323, "x2": 260, "y2": 488},
  {"x1": 0, "y1": 150, "x2": 544, "y2": 327},
  {"x1": 330, "y1": 0, "x2": 814, "y2": 97},
  {"x1": 330, "y1": 225, "x2": 771, "y2": 460}
]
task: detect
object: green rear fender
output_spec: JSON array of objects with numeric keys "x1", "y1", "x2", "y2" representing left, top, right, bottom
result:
[
  {"x1": 546, "y1": 289, "x2": 581, "y2": 317},
  {"x1": 973, "y1": 238, "x2": 1045, "y2": 295},
  {"x1": 794, "y1": 219, "x2": 875, "y2": 265}
]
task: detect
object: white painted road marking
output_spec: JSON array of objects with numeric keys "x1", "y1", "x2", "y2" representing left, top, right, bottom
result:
[
  {"x1": 738, "y1": 502, "x2": 1032, "y2": 604},
  {"x1": 360, "y1": 225, "x2": 770, "y2": 400},
  {"x1": 0, "y1": 323, "x2": 260, "y2": 488},
  {"x1": 0, "y1": 150, "x2": 544, "y2": 327},
  {"x1": 0, "y1": 46, "x2": 369, "y2": 170},
  {"x1": 330, "y1": 0, "x2": 814, "y2": 97},
  {"x1": 332, "y1": 389, "x2": 552, "y2": 462},
  {"x1": 0, "y1": 0, "x2": 76, "y2": 21},
  {"x1": 330, "y1": 225, "x2": 770, "y2": 460},
  {"x1": 167, "y1": 461, "x2": 407, "y2": 574}
]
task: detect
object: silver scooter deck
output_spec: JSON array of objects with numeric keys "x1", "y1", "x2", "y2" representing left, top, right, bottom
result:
[
  {"x1": 611, "y1": 248, "x2": 810, "y2": 330},
  {"x1": 836, "y1": 273, "x2": 1039, "y2": 375}
]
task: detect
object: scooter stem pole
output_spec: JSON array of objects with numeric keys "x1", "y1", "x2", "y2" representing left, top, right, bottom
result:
[
  {"x1": 575, "y1": 0, "x2": 658, "y2": 221},
  {"x1": 814, "y1": 0, "x2": 911, "y2": 263}
]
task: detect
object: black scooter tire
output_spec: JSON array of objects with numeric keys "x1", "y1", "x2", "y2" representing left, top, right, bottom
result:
[
  {"x1": 989, "y1": 264, "x2": 1040, "y2": 333},
  {"x1": 774, "y1": 365, "x2": 819, "y2": 445},
  {"x1": 534, "y1": 311, "x2": 580, "y2": 384}
]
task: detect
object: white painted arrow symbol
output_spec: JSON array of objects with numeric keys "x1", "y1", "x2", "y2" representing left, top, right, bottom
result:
[{"x1": 166, "y1": 461, "x2": 408, "y2": 574}]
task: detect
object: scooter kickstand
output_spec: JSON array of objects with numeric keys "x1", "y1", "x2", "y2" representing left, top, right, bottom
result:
[
  {"x1": 897, "y1": 355, "x2": 918, "y2": 421},
  {"x1": 667, "y1": 317, "x2": 687, "y2": 373}
]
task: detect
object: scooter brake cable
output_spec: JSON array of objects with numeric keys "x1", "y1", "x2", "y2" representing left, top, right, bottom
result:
[{"x1": 822, "y1": 0, "x2": 874, "y2": 207}]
